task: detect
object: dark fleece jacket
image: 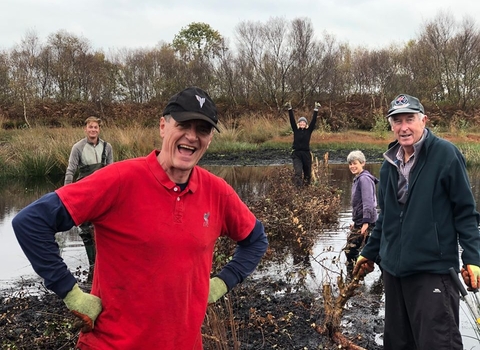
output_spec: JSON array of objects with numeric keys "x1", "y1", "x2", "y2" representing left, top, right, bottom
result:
[{"x1": 361, "y1": 128, "x2": 480, "y2": 277}]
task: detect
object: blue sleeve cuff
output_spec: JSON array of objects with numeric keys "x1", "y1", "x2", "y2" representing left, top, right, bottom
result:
[{"x1": 217, "y1": 219, "x2": 268, "y2": 290}]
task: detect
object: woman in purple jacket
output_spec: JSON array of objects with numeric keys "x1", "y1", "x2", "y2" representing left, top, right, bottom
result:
[{"x1": 344, "y1": 150, "x2": 379, "y2": 274}]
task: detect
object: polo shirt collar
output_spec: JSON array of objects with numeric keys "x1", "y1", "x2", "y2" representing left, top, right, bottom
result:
[{"x1": 147, "y1": 150, "x2": 199, "y2": 193}]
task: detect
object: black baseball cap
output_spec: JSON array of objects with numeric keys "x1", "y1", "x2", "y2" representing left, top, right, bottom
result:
[
  {"x1": 387, "y1": 94, "x2": 425, "y2": 117},
  {"x1": 163, "y1": 87, "x2": 220, "y2": 132}
]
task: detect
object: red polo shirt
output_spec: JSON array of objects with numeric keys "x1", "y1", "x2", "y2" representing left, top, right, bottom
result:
[{"x1": 56, "y1": 150, "x2": 256, "y2": 349}]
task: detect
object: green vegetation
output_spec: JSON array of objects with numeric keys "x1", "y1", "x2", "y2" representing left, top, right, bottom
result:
[
  {"x1": 3, "y1": 112, "x2": 480, "y2": 178},
  {"x1": 456, "y1": 142, "x2": 480, "y2": 166},
  {"x1": 0, "y1": 125, "x2": 157, "y2": 177}
]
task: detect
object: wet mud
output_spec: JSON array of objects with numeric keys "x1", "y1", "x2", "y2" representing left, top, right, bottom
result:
[{"x1": 199, "y1": 148, "x2": 384, "y2": 167}]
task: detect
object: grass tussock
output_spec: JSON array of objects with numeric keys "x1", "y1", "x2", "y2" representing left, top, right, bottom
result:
[
  {"x1": 3, "y1": 128, "x2": 76, "y2": 177},
  {"x1": 0, "y1": 124, "x2": 159, "y2": 178},
  {"x1": 103, "y1": 125, "x2": 159, "y2": 160},
  {"x1": 457, "y1": 143, "x2": 480, "y2": 165},
  {"x1": 209, "y1": 113, "x2": 285, "y2": 152},
  {"x1": 3, "y1": 118, "x2": 480, "y2": 178},
  {"x1": 236, "y1": 113, "x2": 283, "y2": 144}
]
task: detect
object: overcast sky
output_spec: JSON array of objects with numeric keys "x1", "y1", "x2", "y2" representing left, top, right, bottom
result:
[{"x1": 1, "y1": 0, "x2": 479, "y2": 52}]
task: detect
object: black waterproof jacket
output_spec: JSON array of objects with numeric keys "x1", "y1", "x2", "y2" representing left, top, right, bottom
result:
[
  {"x1": 288, "y1": 109, "x2": 318, "y2": 152},
  {"x1": 361, "y1": 128, "x2": 480, "y2": 276}
]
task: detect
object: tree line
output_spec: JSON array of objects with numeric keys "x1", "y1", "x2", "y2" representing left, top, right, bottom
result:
[{"x1": 1, "y1": 12, "x2": 479, "y2": 128}]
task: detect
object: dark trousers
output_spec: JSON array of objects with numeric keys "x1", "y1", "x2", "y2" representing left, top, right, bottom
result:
[
  {"x1": 292, "y1": 151, "x2": 312, "y2": 187},
  {"x1": 383, "y1": 270, "x2": 462, "y2": 350},
  {"x1": 79, "y1": 221, "x2": 95, "y2": 246},
  {"x1": 79, "y1": 222, "x2": 96, "y2": 282}
]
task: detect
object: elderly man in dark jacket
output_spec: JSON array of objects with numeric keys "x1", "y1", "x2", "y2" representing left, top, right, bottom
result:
[{"x1": 354, "y1": 94, "x2": 480, "y2": 350}]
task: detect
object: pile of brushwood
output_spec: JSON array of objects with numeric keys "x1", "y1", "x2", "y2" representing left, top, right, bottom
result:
[
  {"x1": 1, "y1": 165, "x2": 384, "y2": 349},
  {"x1": 207, "y1": 164, "x2": 384, "y2": 349}
]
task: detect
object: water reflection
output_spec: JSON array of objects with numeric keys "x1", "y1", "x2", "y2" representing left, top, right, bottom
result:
[
  {"x1": 2, "y1": 162, "x2": 479, "y2": 284},
  {"x1": 203, "y1": 165, "x2": 275, "y2": 199},
  {"x1": 0, "y1": 176, "x2": 62, "y2": 221},
  {"x1": 4, "y1": 161, "x2": 476, "y2": 287},
  {"x1": 0, "y1": 164, "x2": 374, "y2": 289}
]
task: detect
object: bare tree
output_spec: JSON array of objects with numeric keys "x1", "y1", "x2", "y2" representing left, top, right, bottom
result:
[
  {"x1": 416, "y1": 12, "x2": 457, "y2": 103},
  {"x1": 0, "y1": 50, "x2": 10, "y2": 104},
  {"x1": 321, "y1": 36, "x2": 352, "y2": 101},
  {"x1": 2, "y1": 10, "x2": 480, "y2": 128},
  {"x1": 350, "y1": 47, "x2": 373, "y2": 95},
  {"x1": 350, "y1": 47, "x2": 398, "y2": 108},
  {"x1": 8, "y1": 31, "x2": 45, "y2": 126},
  {"x1": 287, "y1": 18, "x2": 325, "y2": 107},
  {"x1": 236, "y1": 17, "x2": 294, "y2": 109},
  {"x1": 46, "y1": 30, "x2": 92, "y2": 102},
  {"x1": 449, "y1": 17, "x2": 480, "y2": 108},
  {"x1": 115, "y1": 48, "x2": 155, "y2": 103},
  {"x1": 114, "y1": 43, "x2": 183, "y2": 103},
  {"x1": 213, "y1": 38, "x2": 241, "y2": 107}
]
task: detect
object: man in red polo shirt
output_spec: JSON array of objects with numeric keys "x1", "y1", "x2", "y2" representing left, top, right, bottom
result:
[{"x1": 12, "y1": 87, "x2": 268, "y2": 349}]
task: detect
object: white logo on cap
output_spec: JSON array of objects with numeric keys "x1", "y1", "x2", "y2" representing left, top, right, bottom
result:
[
  {"x1": 196, "y1": 95, "x2": 205, "y2": 108},
  {"x1": 393, "y1": 103, "x2": 410, "y2": 110}
]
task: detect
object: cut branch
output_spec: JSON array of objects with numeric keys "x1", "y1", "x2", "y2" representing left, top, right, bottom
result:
[{"x1": 315, "y1": 271, "x2": 367, "y2": 350}]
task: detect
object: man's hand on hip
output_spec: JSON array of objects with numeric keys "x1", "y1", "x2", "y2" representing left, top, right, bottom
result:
[
  {"x1": 63, "y1": 283, "x2": 102, "y2": 332},
  {"x1": 208, "y1": 277, "x2": 228, "y2": 304}
]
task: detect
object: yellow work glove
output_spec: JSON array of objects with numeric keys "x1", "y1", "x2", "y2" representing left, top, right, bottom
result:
[
  {"x1": 208, "y1": 277, "x2": 228, "y2": 304},
  {"x1": 461, "y1": 265, "x2": 480, "y2": 290},
  {"x1": 314, "y1": 102, "x2": 321, "y2": 109},
  {"x1": 63, "y1": 283, "x2": 102, "y2": 332},
  {"x1": 352, "y1": 255, "x2": 374, "y2": 278}
]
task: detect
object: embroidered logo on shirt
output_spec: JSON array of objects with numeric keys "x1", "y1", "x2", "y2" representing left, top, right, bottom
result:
[
  {"x1": 432, "y1": 288, "x2": 441, "y2": 293},
  {"x1": 196, "y1": 95, "x2": 205, "y2": 108},
  {"x1": 203, "y1": 212, "x2": 210, "y2": 227}
]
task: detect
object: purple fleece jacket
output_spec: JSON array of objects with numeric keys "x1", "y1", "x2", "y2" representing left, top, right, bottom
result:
[{"x1": 351, "y1": 170, "x2": 379, "y2": 226}]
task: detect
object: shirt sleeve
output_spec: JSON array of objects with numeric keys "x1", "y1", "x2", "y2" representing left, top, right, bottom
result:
[
  {"x1": 217, "y1": 219, "x2": 268, "y2": 290},
  {"x1": 106, "y1": 142, "x2": 114, "y2": 164},
  {"x1": 359, "y1": 176, "x2": 377, "y2": 224},
  {"x1": 64, "y1": 145, "x2": 80, "y2": 185},
  {"x1": 12, "y1": 192, "x2": 78, "y2": 298},
  {"x1": 289, "y1": 109, "x2": 297, "y2": 131},
  {"x1": 309, "y1": 110, "x2": 318, "y2": 130},
  {"x1": 360, "y1": 181, "x2": 383, "y2": 261}
]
